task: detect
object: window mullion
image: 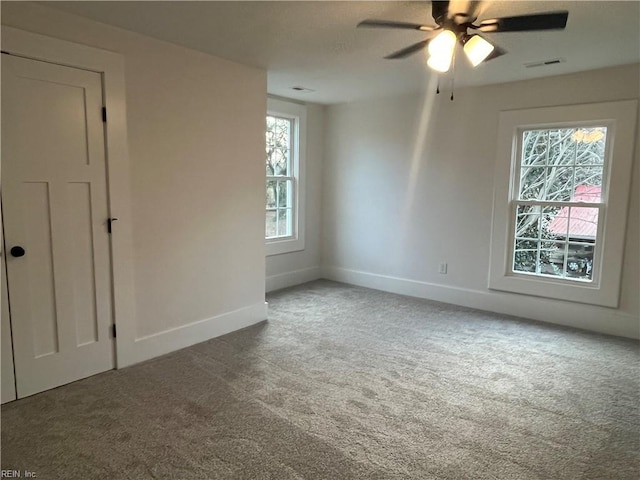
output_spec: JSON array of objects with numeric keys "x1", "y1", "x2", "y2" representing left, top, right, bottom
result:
[
  {"x1": 517, "y1": 200, "x2": 604, "y2": 208},
  {"x1": 562, "y1": 238, "x2": 570, "y2": 278},
  {"x1": 275, "y1": 178, "x2": 280, "y2": 236},
  {"x1": 266, "y1": 175, "x2": 294, "y2": 181}
]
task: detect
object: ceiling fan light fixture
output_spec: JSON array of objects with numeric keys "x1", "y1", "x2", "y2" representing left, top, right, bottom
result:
[
  {"x1": 428, "y1": 29, "x2": 456, "y2": 57},
  {"x1": 463, "y1": 35, "x2": 495, "y2": 67},
  {"x1": 358, "y1": 7, "x2": 570, "y2": 81},
  {"x1": 427, "y1": 30, "x2": 456, "y2": 72},
  {"x1": 427, "y1": 54, "x2": 453, "y2": 73}
]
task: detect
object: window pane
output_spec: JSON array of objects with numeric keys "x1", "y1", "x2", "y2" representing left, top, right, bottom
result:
[
  {"x1": 515, "y1": 204, "x2": 540, "y2": 239},
  {"x1": 542, "y1": 206, "x2": 564, "y2": 240},
  {"x1": 513, "y1": 247, "x2": 537, "y2": 273},
  {"x1": 265, "y1": 211, "x2": 277, "y2": 238},
  {"x1": 566, "y1": 243, "x2": 595, "y2": 280},
  {"x1": 266, "y1": 115, "x2": 292, "y2": 177},
  {"x1": 574, "y1": 167, "x2": 603, "y2": 192},
  {"x1": 571, "y1": 182, "x2": 601, "y2": 203},
  {"x1": 539, "y1": 242, "x2": 566, "y2": 277},
  {"x1": 521, "y1": 130, "x2": 548, "y2": 166},
  {"x1": 277, "y1": 208, "x2": 292, "y2": 237},
  {"x1": 266, "y1": 180, "x2": 277, "y2": 209},
  {"x1": 547, "y1": 128, "x2": 576, "y2": 167},
  {"x1": 545, "y1": 166, "x2": 574, "y2": 201},
  {"x1": 575, "y1": 127, "x2": 607, "y2": 165},
  {"x1": 277, "y1": 179, "x2": 291, "y2": 208},
  {"x1": 519, "y1": 167, "x2": 545, "y2": 200},
  {"x1": 567, "y1": 206, "x2": 599, "y2": 241}
]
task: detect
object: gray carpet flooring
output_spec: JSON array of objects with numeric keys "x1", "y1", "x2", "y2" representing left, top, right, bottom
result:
[{"x1": 2, "y1": 280, "x2": 639, "y2": 479}]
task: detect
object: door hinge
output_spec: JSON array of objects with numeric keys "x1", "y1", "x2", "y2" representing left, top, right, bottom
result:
[
  {"x1": 102, "y1": 107, "x2": 107, "y2": 123},
  {"x1": 107, "y1": 217, "x2": 118, "y2": 234},
  {"x1": 111, "y1": 324, "x2": 117, "y2": 338}
]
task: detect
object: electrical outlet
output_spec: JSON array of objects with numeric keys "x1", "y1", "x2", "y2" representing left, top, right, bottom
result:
[{"x1": 438, "y1": 262, "x2": 448, "y2": 274}]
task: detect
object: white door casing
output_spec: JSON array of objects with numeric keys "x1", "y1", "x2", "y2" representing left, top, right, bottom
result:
[
  {"x1": 1, "y1": 210, "x2": 17, "y2": 404},
  {"x1": 2, "y1": 54, "x2": 115, "y2": 397}
]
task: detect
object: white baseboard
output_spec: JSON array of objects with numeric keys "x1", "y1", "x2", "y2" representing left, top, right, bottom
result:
[
  {"x1": 127, "y1": 302, "x2": 268, "y2": 366},
  {"x1": 266, "y1": 266, "x2": 321, "y2": 293},
  {"x1": 322, "y1": 266, "x2": 640, "y2": 340}
]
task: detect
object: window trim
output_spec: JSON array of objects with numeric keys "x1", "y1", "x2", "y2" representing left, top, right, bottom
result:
[
  {"x1": 265, "y1": 98, "x2": 306, "y2": 256},
  {"x1": 488, "y1": 100, "x2": 637, "y2": 307}
]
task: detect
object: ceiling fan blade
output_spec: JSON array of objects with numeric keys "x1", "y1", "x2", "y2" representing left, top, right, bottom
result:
[
  {"x1": 478, "y1": 11, "x2": 568, "y2": 32},
  {"x1": 384, "y1": 39, "x2": 430, "y2": 59},
  {"x1": 358, "y1": 19, "x2": 436, "y2": 31}
]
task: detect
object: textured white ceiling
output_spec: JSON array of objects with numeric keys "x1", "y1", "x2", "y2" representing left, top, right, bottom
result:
[{"x1": 46, "y1": 1, "x2": 640, "y2": 104}]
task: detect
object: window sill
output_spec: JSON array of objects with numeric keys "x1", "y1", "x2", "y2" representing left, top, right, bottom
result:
[
  {"x1": 488, "y1": 271, "x2": 616, "y2": 308},
  {"x1": 266, "y1": 236, "x2": 305, "y2": 257}
]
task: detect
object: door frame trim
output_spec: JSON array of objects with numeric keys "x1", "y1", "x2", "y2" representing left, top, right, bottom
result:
[{"x1": 2, "y1": 26, "x2": 137, "y2": 368}]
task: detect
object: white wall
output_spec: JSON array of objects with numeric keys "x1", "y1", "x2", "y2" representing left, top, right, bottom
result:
[
  {"x1": 2, "y1": 2, "x2": 268, "y2": 364},
  {"x1": 323, "y1": 64, "x2": 640, "y2": 339},
  {"x1": 265, "y1": 102, "x2": 325, "y2": 292}
]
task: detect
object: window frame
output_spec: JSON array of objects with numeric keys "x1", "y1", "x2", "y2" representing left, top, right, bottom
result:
[
  {"x1": 265, "y1": 98, "x2": 306, "y2": 256},
  {"x1": 488, "y1": 100, "x2": 637, "y2": 307}
]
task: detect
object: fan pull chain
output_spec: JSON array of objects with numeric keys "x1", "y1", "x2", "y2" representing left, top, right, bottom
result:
[
  {"x1": 450, "y1": 49, "x2": 456, "y2": 101},
  {"x1": 436, "y1": 79, "x2": 440, "y2": 94}
]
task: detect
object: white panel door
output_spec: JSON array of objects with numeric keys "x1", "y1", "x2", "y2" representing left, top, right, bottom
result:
[{"x1": 2, "y1": 54, "x2": 115, "y2": 398}]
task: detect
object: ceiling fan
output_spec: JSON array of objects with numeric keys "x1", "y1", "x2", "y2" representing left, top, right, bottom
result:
[{"x1": 357, "y1": 1, "x2": 568, "y2": 73}]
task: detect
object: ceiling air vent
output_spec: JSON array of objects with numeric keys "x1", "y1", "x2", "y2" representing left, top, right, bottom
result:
[{"x1": 524, "y1": 58, "x2": 566, "y2": 68}]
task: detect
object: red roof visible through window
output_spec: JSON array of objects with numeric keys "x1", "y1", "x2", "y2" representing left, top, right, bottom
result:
[{"x1": 548, "y1": 185, "x2": 601, "y2": 239}]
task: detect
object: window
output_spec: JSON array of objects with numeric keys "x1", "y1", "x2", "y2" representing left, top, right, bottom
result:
[
  {"x1": 266, "y1": 115, "x2": 294, "y2": 239},
  {"x1": 489, "y1": 101, "x2": 637, "y2": 307},
  {"x1": 265, "y1": 98, "x2": 306, "y2": 256},
  {"x1": 513, "y1": 127, "x2": 606, "y2": 282}
]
